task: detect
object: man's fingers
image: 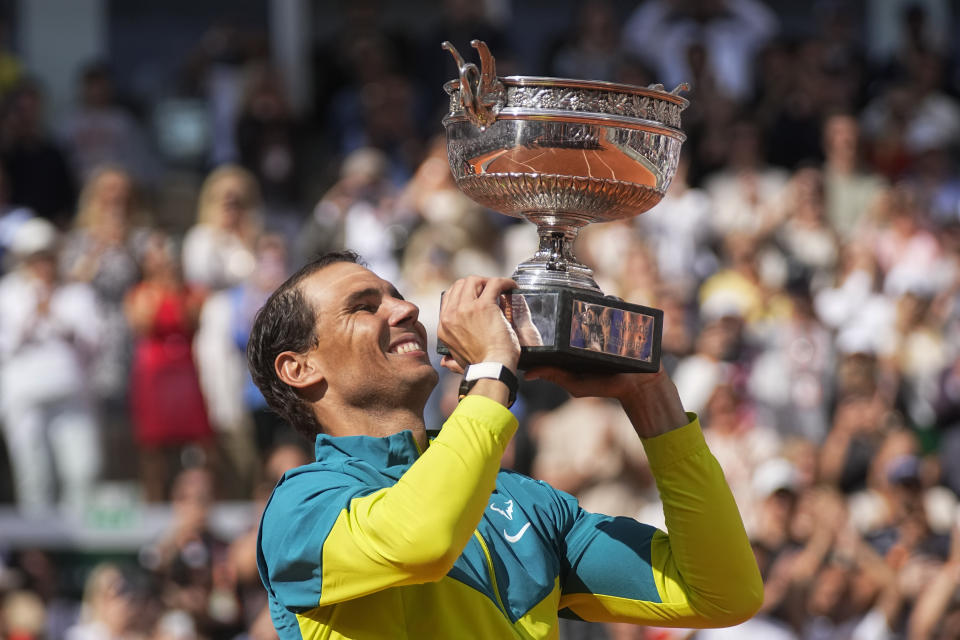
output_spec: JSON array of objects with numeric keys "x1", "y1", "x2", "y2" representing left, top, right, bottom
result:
[
  {"x1": 441, "y1": 355, "x2": 465, "y2": 375},
  {"x1": 478, "y1": 277, "x2": 517, "y2": 303}
]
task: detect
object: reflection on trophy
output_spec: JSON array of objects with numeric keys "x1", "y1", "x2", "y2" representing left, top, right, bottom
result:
[{"x1": 440, "y1": 40, "x2": 688, "y2": 373}]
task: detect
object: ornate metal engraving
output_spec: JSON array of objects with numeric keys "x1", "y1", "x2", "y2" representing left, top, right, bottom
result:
[{"x1": 441, "y1": 40, "x2": 688, "y2": 291}]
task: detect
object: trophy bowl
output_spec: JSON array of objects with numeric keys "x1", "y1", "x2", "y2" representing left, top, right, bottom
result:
[{"x1": 441, "y1": 40, "x2": 688, "y2": 373}]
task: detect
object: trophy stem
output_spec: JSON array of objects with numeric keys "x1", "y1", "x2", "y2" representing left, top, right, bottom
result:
[{"x1": 512, "y1": 212, "x2": 601, "y2": 292}]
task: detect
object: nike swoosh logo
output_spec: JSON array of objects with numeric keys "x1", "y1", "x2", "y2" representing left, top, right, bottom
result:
[{"x1": 503, "y1": 522, "x2": 531, "y2": 543}]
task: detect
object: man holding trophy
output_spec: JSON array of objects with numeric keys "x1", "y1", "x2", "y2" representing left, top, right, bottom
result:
[{"x1": 250, "y1": 42, "x2": 762, "y2": 639}]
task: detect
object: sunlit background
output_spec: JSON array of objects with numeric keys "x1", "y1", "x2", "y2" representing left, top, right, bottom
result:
[{"x1": 0, "y1": 0, "x2": 959, "y2": 638}]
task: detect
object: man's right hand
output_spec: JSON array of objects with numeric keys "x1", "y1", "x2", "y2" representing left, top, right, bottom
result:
[{"x1": 438, "y1": 276, "x2": 520, "y2": 373}]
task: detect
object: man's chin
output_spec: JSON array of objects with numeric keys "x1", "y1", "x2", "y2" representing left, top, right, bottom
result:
[{"x1": 412, "y1": 365, "x2": 440, "y2": 394}]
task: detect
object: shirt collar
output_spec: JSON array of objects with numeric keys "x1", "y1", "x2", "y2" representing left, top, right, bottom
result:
[{"x1": 314, "y1": 429, "x2": 422, "y2": 470}]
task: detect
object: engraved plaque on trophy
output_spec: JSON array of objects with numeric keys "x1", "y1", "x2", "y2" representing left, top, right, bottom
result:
[{"x1": 440, "y1": 40, "x2": 688, "y2": 373}]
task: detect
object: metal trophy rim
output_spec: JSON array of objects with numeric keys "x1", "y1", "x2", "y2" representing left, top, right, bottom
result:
[{"x1": 442, "y1": 76, "x2": 690, "y2": 109}]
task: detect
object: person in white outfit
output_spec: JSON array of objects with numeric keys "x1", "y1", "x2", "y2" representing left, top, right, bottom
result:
[{"x1": 0, "y1": 218, "x2": 102, "y2": 513}]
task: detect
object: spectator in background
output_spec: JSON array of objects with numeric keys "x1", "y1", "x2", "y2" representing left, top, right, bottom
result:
[
  {"x1": 0, "y1": 218, "x2": 102, "y2": 514},
  {"x1": 861, "y1": 50, "x2": 960, "y2": 180},
  {"x1": 323, "y1": 21, "x2": 423, "y2": 182},
  {"x1": 698, "y1": 234, "x2": 792, "y2": 331},
  {"x1": 870, "y1": 184, "x2": 948, "y2": 298},
  {"x1": 821, "y1": 112, "x2": 886, "y2": 239},
  {"x1": 139, "y1": 467, "x2": 242, "y2": 640},
  {"x1": 58, "y1": 62, "x2": 158, "y2": 187},
  {"x1": 907, "y1": 520, "x2": 960, "y2": 639},
  {"x1": 312, "y1": 0, "x2": 418, "y2": 125},
  {"x1": 226, "y1": 443, "x2": 310, "y2": 638},
  {"x1": 772, "y1": 168, "x2": 839, "y2": 283},
  {"x1": 544, "y1": 0, "x2": 623, "y2": 81},
  {"x1": 753, "y1": 38, "x2": 824, "y2": 170},
  {"x1": 530, "y1": 397, "x2": 653, "y2": 520},
  {"x1": 236, "y1": 63, "x2": 302, "y2": 213},
  {"x1": 748, "y1": 286, "x2": 834, "y2": 443},
  {"x1": 65, "y1": 564, "x2": 137, "y2": 640},
  {"x1": 298, "y1": 147, "x2": 408, "y2": 283},
  {"x1": 125, "y1": 232, "x2": 212, "y2": 502},
  {"x1": 0, "y1": 81, "x2": 76, "y2": 226},
  {"x1": 622, "y1": 0, "x2": 778, "y2": 103},
  {"x1": 936, "y1": 358, "x2": 960, "y2": 497},
  {"x1": 702, "y1": 119, "x2": 789, "y2": 239},
  {"x1": 181, "y1": 22, "x2": 267, "y2": 168},
  {"x1": 182, "y1": 165, "x2": 259, "y2": 292},
  {"x1": 0, "y1": 590, "x2": 46, "y2": 640},
  {"x1": 636, "y1": 152, "x2": 714, "y2": 297},
  {"x1": 194, "y1": 233, "x2": 293, "y2": 497},
  {"x1": 151, "y1": 609, "x2": 201, "y2": 640},
  {"x1": 61, "y1": 167, "x2": 146, "y2": 459}
]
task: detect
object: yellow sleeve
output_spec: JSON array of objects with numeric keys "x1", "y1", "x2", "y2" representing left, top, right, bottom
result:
[
  {"x1": 558, "y1": 415, "x2": 762, "y2": 628},
  {"x1": 316, "y1": 396, "x2": 516, "y2": 605},
  {"x1": 645, "y1": 415, "x2": 763, "y2": 626}
]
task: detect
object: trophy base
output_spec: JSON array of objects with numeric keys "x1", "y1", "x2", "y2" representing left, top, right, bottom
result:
[{"x1": 438, "y1": 288, "x2": 662, "y2": 374}]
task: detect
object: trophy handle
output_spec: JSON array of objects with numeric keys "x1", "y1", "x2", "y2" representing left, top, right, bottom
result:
[
  {"x1": 470, "y1": 40, "x2": 502, "y2": 111},
  {"x1": 442, "y1": 40, "x2": 504, "y2": 129}
]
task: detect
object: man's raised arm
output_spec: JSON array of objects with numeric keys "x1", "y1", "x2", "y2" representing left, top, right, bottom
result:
[{"x1": 531, "y1": 368, "x2": 764, "y2": 627}]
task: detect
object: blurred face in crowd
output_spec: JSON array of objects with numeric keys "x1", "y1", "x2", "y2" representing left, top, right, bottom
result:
[
  {"x1": 868, "y1": 429, "x2": 918, "y2": 492},
  {"x1": 265, "y1": 444, "x2": 310, "y2": 486},
  {"x1": 695, "y1": 318, "x2": 740, "y2": 361},
  {"x1": 807, "y1": 561, "x2": 851, "y2": 620},
  {"x1": 253, "y1": 234, "x2": 288, "y2": 292},
  {"x1": 24, "y1": 251, "x2": 58, "y2": 287},
  {"x1": 762, "y1": 488, "x2": 796, "y2": 533},
  {"x1": 823, "y1": 114, "x2": 859, "y2": 165},
  {"x1": 198, "y1": 167, "x2": 259, "y2": 232},
  {"x1": 212, "y1": 174, "x2": 253, "y2": 230},
  {"x1": 10, "y1": 86, "x2": 43, "y2": 137},
  {"x1": 171, "y1": 468, "x2": 214, "y2": 535},
  {"x1": 577, "y1": 0, "x2": 617, "y2": 47},
  {"x1": 91, "y1": 170, "x2": 133, "y2": 214},
  {"x1": 86, "y1": 565, "x2": 134, "y2": 633},
  {"x1": 81, "y1": 71, "x2": 114, "y2": 108},
  {"x1": 289, "y1": 262, "x2": 437, "y2": 429},
  {"x1": 140, "y1": 233, "x2": 178, "y2": 282},
  {"x1": 84, "y1": 169, "x2": 135, "y2": 241}
]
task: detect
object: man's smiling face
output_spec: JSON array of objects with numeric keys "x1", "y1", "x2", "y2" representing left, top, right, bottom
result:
[{"x1": 298, "y1": 261, "x2": 438, "y2": 409}]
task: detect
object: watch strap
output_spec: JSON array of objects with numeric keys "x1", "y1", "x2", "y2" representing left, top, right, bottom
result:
[{"x1": 458, "y1": 362, "x2": 518, "y2": 408}]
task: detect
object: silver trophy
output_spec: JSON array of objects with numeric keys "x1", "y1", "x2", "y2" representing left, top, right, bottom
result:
[{"x1": 440, "y1": 40, "x2": 688, "y2": 373}]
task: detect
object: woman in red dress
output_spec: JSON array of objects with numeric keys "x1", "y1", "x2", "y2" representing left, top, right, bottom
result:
[{"x1": 125, "y1": 232, "x2": 212, "y2": 501}]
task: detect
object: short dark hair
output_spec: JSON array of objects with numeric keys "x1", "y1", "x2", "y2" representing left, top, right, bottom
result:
[{"x1": 247, "y1": 250, "x2": 363, "y2": 440}]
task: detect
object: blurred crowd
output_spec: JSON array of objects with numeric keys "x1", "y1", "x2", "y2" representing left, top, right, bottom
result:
[{"x1": 1, "y1": 0, "x2": 960, "y2": 638}]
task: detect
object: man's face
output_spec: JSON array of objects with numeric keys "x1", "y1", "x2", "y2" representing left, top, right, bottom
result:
[{"x1": 300, "y1": 262, "x2": 437, "y2": 409}]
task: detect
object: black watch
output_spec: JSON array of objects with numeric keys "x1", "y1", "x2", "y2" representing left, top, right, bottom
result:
[{"x1": 458, "y1": 362, "x2": 518, "y2": 408}]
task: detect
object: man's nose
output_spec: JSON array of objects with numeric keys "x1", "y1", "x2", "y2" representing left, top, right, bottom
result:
[{"x1": 384, "y1": 296, "x2": 420, "y2": 326}]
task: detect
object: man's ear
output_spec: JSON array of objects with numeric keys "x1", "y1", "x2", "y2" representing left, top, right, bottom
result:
[{"x1": 275, "y1": 351, "x2": 325, "y2": 389}]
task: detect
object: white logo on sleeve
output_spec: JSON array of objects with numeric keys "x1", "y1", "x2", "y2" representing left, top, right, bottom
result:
[
  {"x1": 490, "y1": 499, "x2": 514, "y2": 520},
  {"x1": 503, "y1": 522, "x2": 531, "y2": 544}
]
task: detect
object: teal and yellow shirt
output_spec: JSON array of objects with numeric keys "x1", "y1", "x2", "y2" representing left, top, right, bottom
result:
[{"x1": 257, "y1": 396, "x2": 762, "y2": 639}]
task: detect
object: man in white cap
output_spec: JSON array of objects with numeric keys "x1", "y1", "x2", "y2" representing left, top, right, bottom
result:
[{"x1": 0, "y1": 218, "x2": 102, "y2": 513}]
